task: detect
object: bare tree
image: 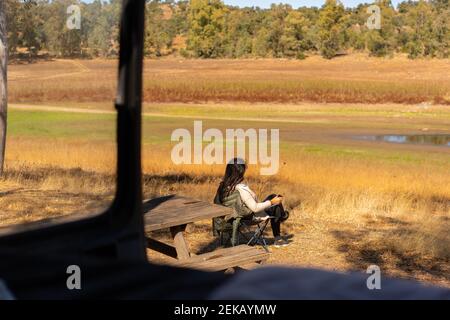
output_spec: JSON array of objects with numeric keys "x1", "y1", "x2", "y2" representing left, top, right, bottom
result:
[{"x1": 0, "y1": 0, "x2": 7, "y2": 175}]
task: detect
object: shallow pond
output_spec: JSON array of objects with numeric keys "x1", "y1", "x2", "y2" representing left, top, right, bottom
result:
[{"x1": 356, "y1": 134, "x2": 450, "y2": 147}]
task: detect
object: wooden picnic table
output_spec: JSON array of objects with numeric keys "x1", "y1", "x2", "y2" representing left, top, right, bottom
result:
[
  {"x1": 143, "y1": 195, "x2": 233, "y2": 260},
  {"x1": 143, "y1": 195, "x2": 270, "y2": 271}
]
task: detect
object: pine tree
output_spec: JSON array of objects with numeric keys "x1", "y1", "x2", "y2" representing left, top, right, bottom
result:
[
  {"x1": 404, "y1": 0, "x2": 435, "y2": 58},
  {"x1": 280, "y1": 11, "x2": 309, "y2": 59},
  {"x1": 19, "y1": 0, "x2": 43, "y2": 60},
  {"x1": 145, "y1": 1, "x2": 176, "y2": 57},
  {"x1": 266, "y1": 4, "x2": 290, "y2": 58},
  {"x1": 252, "y1": 27, "x2": 270, "y2": 57},
  {"x1": 365, "y1": 0, "x2": 397, "y2": 57},
  {"x1": 318, "y1": 0, "x2": 345, "y2": 59}
]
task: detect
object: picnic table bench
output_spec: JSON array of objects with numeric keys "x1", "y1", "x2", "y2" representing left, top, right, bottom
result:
[{"x1": 143, "y1": 195, "x2": 270, "y2": 271}]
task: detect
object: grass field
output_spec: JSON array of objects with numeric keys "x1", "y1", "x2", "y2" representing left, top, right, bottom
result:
[
  {"x1": 2, "y1": 56, "x2": 450, "y2": 287},
  {"x1": 9, "y1": 55, "x2": 450, "y2": 105}
]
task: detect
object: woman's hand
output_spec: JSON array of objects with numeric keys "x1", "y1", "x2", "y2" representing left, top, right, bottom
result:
[{"x1": 270, "y1": 196, "x2": 283, "y2": 206}]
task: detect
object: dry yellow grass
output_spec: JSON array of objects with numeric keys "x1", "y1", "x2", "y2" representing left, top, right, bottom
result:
[
  {"x1": 8, "y1": 55, "x2": 450, "y2": 105},
  {"x1": 2, "y1": 57, "x2": 449, "y2": 287},
  {"x1": 1, "y1": 135, "x2": 448, "y2": 286}
]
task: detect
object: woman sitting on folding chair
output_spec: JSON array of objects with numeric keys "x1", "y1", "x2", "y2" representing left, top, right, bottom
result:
[{"x1": 214, "y1": 158, "x2": 290, "y2": 247}]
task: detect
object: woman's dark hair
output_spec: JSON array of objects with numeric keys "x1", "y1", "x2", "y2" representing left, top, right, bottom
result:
[{"x1": 217, "y1": 158, "x2": 247, "y2": 202}]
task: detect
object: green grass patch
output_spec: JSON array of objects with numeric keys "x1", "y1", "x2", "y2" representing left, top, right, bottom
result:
[
  {"x1": 297, "y1": 142, "x2": 449, "y2": 166},
  {"x1": 8, "y1": 109, "x2": 449, "y2": 168},
  {"x1": 8, "y1": 109, "x2": 116, "y2": 141}
]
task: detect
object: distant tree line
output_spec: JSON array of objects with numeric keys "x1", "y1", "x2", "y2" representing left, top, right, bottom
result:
[{"x1": 4, "y1": 0, "x2": 450, "y2": 60}]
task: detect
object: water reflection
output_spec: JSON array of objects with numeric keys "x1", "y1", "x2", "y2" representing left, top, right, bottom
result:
[{"x1": 357, "y1": 134, "x2": 450, "y2": 147}]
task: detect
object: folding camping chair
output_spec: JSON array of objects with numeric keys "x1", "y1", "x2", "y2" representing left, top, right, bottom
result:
[
  {"x1": 214, "y1": 215, "x2": 274, "y2": 252},
  {"x1": 239, "y1": 215, "x2": 274, "y2": 251}
]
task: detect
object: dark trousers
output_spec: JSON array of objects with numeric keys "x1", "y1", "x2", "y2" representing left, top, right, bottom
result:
[{"x1": 263, "y1": 194, "x2": 288, "y2": 238}]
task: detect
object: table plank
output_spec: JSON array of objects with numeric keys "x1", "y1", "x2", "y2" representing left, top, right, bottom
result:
[
  {"x1": 167, "y1": 245, "x2": 270, "y2": 272},
  {"x1": 144, "y1": 195, "x2": 233, "y2": 232}
]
